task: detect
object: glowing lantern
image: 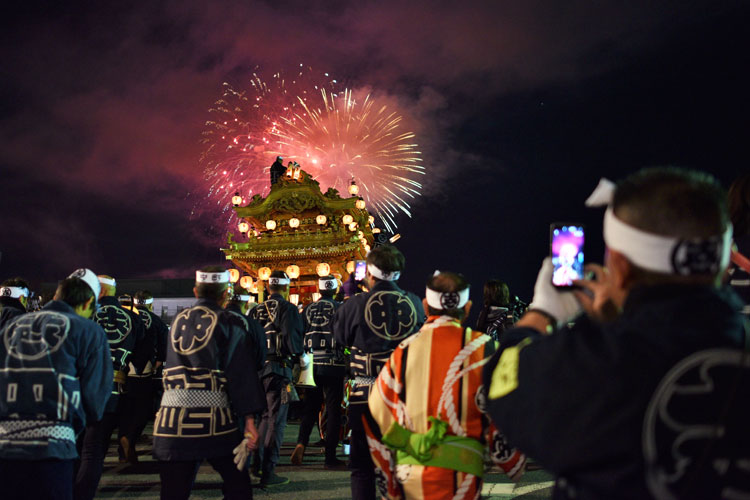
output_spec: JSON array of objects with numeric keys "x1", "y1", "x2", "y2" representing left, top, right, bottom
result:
[
  {"x1": 316, "y1": 262, "x2": 331, "y2": 277},
  {"x1": 355, "y1": 199, "x2": 366, "y2": 210},
  {"x1": 316, "y1": 214, "x2": 327, "y2": 225},
  {"x1": 265, "y1": 220, "x2": 277, "y2": 230},
  {"x1": 372, "y1": 227, "x2": 381, "y2": 234},
  {"x1": 349, "y1": 180, "x2": 359, "y2": 196},
  {"x1": 368, "y1": 216, "x2": 375, "y2": 225},
  {"x1": 228, "y1": 269, "x2": 240, "y2": 283},
  {"x1": 238, "y1": 221, "x2": 249, "y2": 233},
  {"x1": 346, "y1": 261, "x2": 355, "y2": 274},
  {"x1": 257, "y1": 267, "x2": 272, "y2": 280},
  {"x1": 239, "y1": 276, "x2": 254, "y2": 289},
  {"x1": 364, "y1": 244, "x2": 371, "y2": 253},
  {"x1": 232, "y1": 192, "x2": 242, "y2": 206},
  {"x1": 289, "y1": 217, "x2": 300, "y2": 228},
  {"x1": 286, "y1": 265, "x2": 300, "y2": 279},
  {"x1": 348, "y1": 222, "x2": 358, "y2": 231},
  {"x1": 342, "y1": 214, "x2": 354, "y2": 225}
]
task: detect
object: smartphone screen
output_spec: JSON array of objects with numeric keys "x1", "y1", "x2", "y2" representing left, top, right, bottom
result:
[
  {"x1": 550, "y1": 224, "x2": 585, "y2": 288},
  {"x1": 354, "y1": 260, "x2": 367, "y2": 281}
]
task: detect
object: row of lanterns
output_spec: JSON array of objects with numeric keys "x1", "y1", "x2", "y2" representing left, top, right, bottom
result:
[{"x1": 238, "y1": 212, "x2": 375, "y2": 234}]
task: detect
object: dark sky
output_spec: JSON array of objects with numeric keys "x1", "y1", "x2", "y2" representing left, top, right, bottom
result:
[{"x1": 1, "y1": 1, "x2": 748, "y2": 303}]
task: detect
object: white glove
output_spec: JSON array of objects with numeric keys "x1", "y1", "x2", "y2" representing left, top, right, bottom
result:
[
  {"x1": 233, "y1": 438, "x2": 249, "y2": 471},
  {"x1": 528, "y1": 257, "x2": 582, "y2": 327}
]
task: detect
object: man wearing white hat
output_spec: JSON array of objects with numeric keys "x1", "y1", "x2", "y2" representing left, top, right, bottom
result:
[
  {"x1": 483, "y1": 168, "x2": 749, "y2": 499},
  {"x1": 0, "y1": 277, "x2": 31, "y2": 330},
  {"x1": 0, "y1": 269, "x2": 112, "y2": 500}
]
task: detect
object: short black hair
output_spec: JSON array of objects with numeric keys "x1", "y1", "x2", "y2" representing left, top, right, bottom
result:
[
  {"x1": 426, "y1": 271, "x2": 470, "y2": 320},
  {"x1": 54, "y1": 277, "x2": 95, "y2": 309},
  {"x1": 366, "y1": 245, "x2": 405, "y2": 279},
  {"x1": 729, "y1": 173, "x2": 750, "y2": 237},
  {"x1": 1, "y1": 277, "x2": 29, "y2": 289},
  {"x1": 195, "y1": 265, "x2": 230, "y2": 302},
  {"x1": 483, "y1": 280, "x2": 509, "y2": 307},
  {"x1": 268, "y1": 270, "x2": 290, "y2": 293}
]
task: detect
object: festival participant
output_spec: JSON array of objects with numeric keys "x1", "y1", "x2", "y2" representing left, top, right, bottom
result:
[
  {"x1": 474, "y1": 279, "x2": 514, "y2": 342},
  {"x1": 0, "y1": 277, "x2": 30, "y2": 329},
  {"x1": 483, "y1": 168, "x2": 749, "y2": 499},
  {"x1": 117, "y1": 290, "x2": 168, "y2": 464},
  {"x1": 0, "y1": 269, "x2": 112, "y2": 500},
  {"x1": 225, "y1": 283, "x2": 266, "y2": 367},
  {"x1": 366, "y1": 271, "x2": 526, "y2": 500},
  {"x1": 153, "y1": 266, "x2": 264, "y2": 500},
  {"x1": 333, "y1": 245, "x2": 425, "y2": 500},
  {"x1": 270, "y1": 156, "x2": 286, "y2": 185},
  {"x1": 249, "y1": 270, "x2": 303, "y2": 487},
  {"x1": 291, "y1": 274, "x2": 346, "y2": 468},
  {"x1": 728, "y1": 173, "x2": 750, "y2": 318},
  {"x1": 74, "y1": 275, "x2": 147, "y2": 500}
]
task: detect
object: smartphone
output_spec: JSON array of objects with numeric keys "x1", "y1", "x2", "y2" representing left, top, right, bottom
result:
[
  {"x1": 550, "y1": 223, "x2": 585, "y2": 288},
  {"x1": 354, "y1": 260, "x2": 367, "y2": 281}
]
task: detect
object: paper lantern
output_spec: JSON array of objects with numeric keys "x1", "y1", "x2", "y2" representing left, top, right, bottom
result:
[
  {"x1": 372, "y1": 227, "x2": 381, "y2": 234},
  {"x1": 232, "y1": 192, "x2": 242, "y2": 206},
  {"x1": 286, "y1": 265, "x2": 300, "y2": 279},
  {"x1": 346, "y1": 261, "x2": 355, "y2": 274},
  {"x1": 342, "y1": 214, "x2": 354, "y2": 225},
  {"x1": 316, "y1": 262, "x2": 331, "y2": 277},
  {"x1": 316, "y1": 214, "x2": 327, "y2": 225},
  {"x1": 348, "y1": 222, "x2": 358, "y2": 231},
  {"x1": 257, "y1": 267, "x2": 272, "y2": 280},
  {"x1": 289, "y1": 217, "x2": 300, "y2": 228},
  {"x1": 228, "y1": 269, "x2": 240, "y2": 283},
  {"x1": 265, "y1": 220, "x2": 277, "y2": 230},
  {"x1": 368, "y1": 215, "x2": 375, "y2": 225},
  {"x1": 238, "y1": 221, "x2": 249, "y2": 233},
  {"x1": 239, "y1": 276, "x2": 254, "y2": 289},
  {"x1": 355, "y1": 199, "x2": 366, "y2": 210},
  {"x1": 364, "y1": 245, "x2": 371, "y2": 253},
  {"x1": 349, "y1": 181, "x2": 359, "y2": 195}
]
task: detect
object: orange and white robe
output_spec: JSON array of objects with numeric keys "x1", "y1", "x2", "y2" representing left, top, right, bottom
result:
[{"x1": 366, "y1": 316, "x2": 526, "y2": 500}]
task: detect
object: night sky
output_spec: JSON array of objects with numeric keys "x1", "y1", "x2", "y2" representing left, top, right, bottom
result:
[{"x1": 1, "y1": 1, "x2": 748, "y2": 304}]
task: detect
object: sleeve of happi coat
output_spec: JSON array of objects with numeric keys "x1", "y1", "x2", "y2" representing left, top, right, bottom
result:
[
  {"x1": 366, "y1": 346, "x2": 406, "y2": 500},
  {"x1": 78, "y1": 322, "x2": 115, "y2": 423},
  {"x1": 222, "y1": 323, "x2": 265, "y2": 416}
]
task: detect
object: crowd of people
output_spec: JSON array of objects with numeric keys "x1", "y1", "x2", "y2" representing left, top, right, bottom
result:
[{"x1": 0, "y1": 167, "x2": 749, "y2": 500}]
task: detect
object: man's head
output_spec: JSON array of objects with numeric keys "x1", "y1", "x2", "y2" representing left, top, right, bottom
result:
[
  {"x1": 423, "y1": 271, "x2": 472, "y2": 322},
  {"x1": 55, "y1": 277, "x2": 96, "y2": 318},
  {"x1": 365, "y1": 245, "x2": 405, "y2": 289},
  {"x1": 606, "y1": 167, "x2": 731, "y2": 292},
  {"x1": 193, "y1": 266, "x2": 231, "y2": 306},
  {"x1": 268, "y1": 270, "x2": 290, "y2": 298},
  {"x1": 97, "y1": 275, "x2": 117, "y2": 298},
  {"x1": 483, "y1": 279, "x2": 510, "y2": 307},
  {"x1": 0, "y1": 277, "x2": 31, "y2": 308},
  {"x1": 230, "y1": 284, "x2": 253, "y2": 314},
  {"x1": 276, "y1": 155, "x2": 283, "y2": 163},
  {"x1": 318, "y1": 275, "x2": 338, "y2": 298},
  {"x1": 134, "y1": 290, "x2": 154, "y2": 311}
]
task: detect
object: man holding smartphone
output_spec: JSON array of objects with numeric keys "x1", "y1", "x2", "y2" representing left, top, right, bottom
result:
[{"x1": 483, "y1": 168, "x2": 748, "y2": 499}]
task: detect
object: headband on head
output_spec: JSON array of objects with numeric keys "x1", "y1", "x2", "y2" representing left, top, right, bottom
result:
[
  {"x1": 268, "y1": 277, "x2": 290, "y2": 286},
  {"x1": 367, "y1": 263, "x2": 401, "y2": 281},
  {"x1": 586, "y1": 178, "x2": 733, "y2": 276},
  {"x1": 196, "y1": 270, "x2": 230, "y2": 283},
  {"x1": 0, "y1": 286, "x2": 29, "y2": 299},
  {"x1": 98, "y1": 276, "x2": 116, "y2": 287},
  {"x1": 233, "y1": 294, "x2": 251, "y2": 302},
  {"x1": 318, "y1": 277, "x2": 338, "y2": 291},
  {"x1": 135, "y1": 297, "x2": 154, "y2": 305},
  {"x1": 425, "y1": 285, "x2": 470, "y2": 311},
  {"x1": 68, "y1": 268, "x2": 101, "y2": 299}
]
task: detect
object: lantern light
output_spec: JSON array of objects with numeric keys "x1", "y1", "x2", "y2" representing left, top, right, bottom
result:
[
  {"x1": 372, "y1": 227, "x2": 381, "y2": 234},
  {"x1": 349, "y1": 180, "x2": 359, "y2": 196},
  {"x1": 368, "y1": 215, "x2": 375, "y2": 225},
  {"x1": 286, "y1": 264, "x2": 300, "y2": 279},
  {"x1": 348, "y1": 222, "x2": 358, "y2": 231},
  {"x1": 346, "y1": 261, "x2": 355, "y2": 274},
  {"x1": 232, "y1": 192, "x2": 242, "y2": 207},
  {"x1": 355, "y1": 199, "x2": 366, "y2": 210},
  {"x1": 364, "y1": 244, "x2": 371, "y2": 253},
  {"x1": 289, "y1": 217, "x2": 300, "y2": 228},
  {"x1": 229, "y1": 269, "x2": 240, "y2": 283},
  {"x1": 357, "y1": 230, "x2": 365, "y2": 239},
  {"x1": 239, "y1": 276, "x2": 254, "y2": 289},
  {"x1": 257, "y1": 267, "x2": 272, "y2": 280},
  {"x1": 316, "y1": 214, "x2": 327, "y2": 225},
  {"x1": 238, "y1": 221, "x2": 249, "y2": 233},
  {"x1": 316, "y1": 262, "x2": 331, "y2": 277},
  {"x1": 342, "y1": 214, "x2": 354, "y2": 225},
  {"x1": 265, "y1": 220, "x2": 277, "y2": 230}
]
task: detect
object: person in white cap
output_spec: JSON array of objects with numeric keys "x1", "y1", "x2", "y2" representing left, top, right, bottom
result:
[
  {"x1": 333, "y1": 244, "x2": 425, "y2": 500},
  {"x1": 483, "y1": 167, "x2": 749, "y2": 500},
  {"x1": 249, "y1": 269, "x2": 303, "y2": 487},
  {"x1": 225, "y1": 283, "x2": 266, "y2": 368},
  {"x1": 74, "y1": 274, "x2": 147, "y2": 500},
  {"x1": 0, "y1": 269, "x2": 112, "y2": 500},
  {"x1": 0, "y1": 277, "x2": 31, "y2": 330},
  {"x1": 153, "y1": 265, "x2": 265, "y2": 500}
]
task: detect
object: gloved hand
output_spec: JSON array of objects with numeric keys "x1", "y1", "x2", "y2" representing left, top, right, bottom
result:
[
  {"x1": 233, "y1": 439, "x2": 250, "y2": 471},
  {"x1": 528, "y1": 257, "x2": 582, "y2": 328}
]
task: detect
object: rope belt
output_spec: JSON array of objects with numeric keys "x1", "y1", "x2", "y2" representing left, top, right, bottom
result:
[
  {"x1": 381, "y1": 417, "x2": 485, "y2": 477},
  {"x1": 160, "y1": 389, "x2": 230, "y2": 408},
  {"x1": 0, "y1": 419, "x2": 76, "y2": 443},
  {"x1": 354, "y1": 375, "x2": 377, "y2": 386}
]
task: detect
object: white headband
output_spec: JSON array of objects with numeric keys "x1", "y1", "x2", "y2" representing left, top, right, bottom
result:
[
  {"x1": 367, "y1": 263, "x2": 401, "y2": 281},
  {"x1": 234, "y1": 294, "x2": 251, "y2": 301},
  {"x1": 318, "y1": 277, "x2": 337, "y2": 291},
  {"x1": 425, "y1": 286, "x2": 470, "y2": 310},
  {"x1": 268, "y1": 277, "x2": 290, "y2": 285},
  {"x1": 587, "y1": 178, "x2": 733, "y2": 275},
  {"x1": 68, "y1": 268, "x2": 101, "y2": 299},
  {"x1": 0, "y1": 287, "x2": 29, "y2": 299},
  {"x1": 98, "y1": 277, "x2": 116, "y2": 287},
  {"x1": 196, "y1": 270, "x2": 230, "y2": 283},
  {"x1": 135, "y1": 297, "x2": 154, "y2": 305}
]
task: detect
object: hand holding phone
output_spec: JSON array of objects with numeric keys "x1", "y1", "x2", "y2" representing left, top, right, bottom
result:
[{"x1": 550, "y1": 223, "x2": 585, "y2": 288}]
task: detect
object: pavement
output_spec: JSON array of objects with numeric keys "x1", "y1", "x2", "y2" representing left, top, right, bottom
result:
[{"x1": 96, "y1": 423, "x2": 554, "y2": 499}]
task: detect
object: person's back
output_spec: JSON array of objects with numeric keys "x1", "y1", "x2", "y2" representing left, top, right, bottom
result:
[{"x1": 483, "y1": 168, "x2": 749, "y2": 499}]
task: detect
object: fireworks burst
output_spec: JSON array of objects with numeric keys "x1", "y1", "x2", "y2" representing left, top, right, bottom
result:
[{"x1": 199, "y1": 66, "x2": 424, "y2": 232}]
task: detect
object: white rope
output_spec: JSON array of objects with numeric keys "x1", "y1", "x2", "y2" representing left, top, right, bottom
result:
[{"x1": 452, "y1": 473, "x2": 477, "y2": 500}]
